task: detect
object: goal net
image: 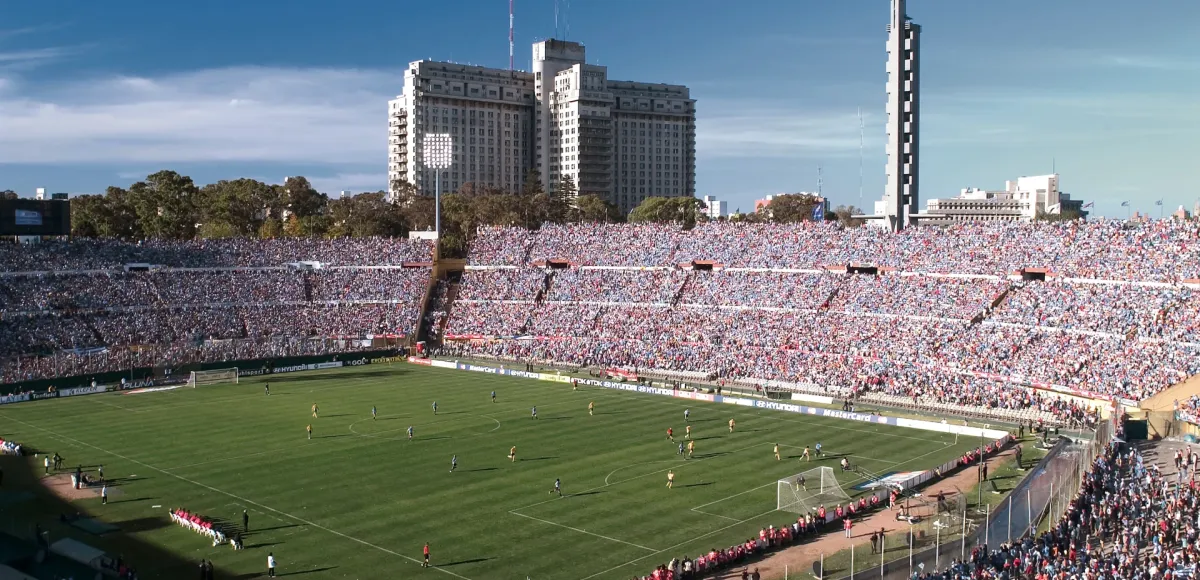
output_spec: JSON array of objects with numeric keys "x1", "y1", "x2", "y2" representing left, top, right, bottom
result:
[
  {"x1": 188, "y1": 368, "x2": 239, "y2": 388},
  {"x1": 776, "y1": 466, "x2": 851, "y2": 515}
]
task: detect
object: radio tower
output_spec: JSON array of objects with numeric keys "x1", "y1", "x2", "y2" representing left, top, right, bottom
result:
[{"x1": 509, "y1": 0, "x2": 514, "y2": 70}]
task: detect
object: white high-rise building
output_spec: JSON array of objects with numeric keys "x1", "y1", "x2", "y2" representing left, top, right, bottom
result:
[
  {"x1": 921, "y1": 174, "x2": 1090, "y2": 224},
  {"x1": 872, "y1": 0, "x2": 921, "y2": 231},
  {"x1": 388, "y1": 40, "x2": 696, "y2": 214}
]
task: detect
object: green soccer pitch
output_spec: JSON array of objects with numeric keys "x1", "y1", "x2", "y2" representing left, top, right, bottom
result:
[{"x1": 0, "y1": 363, "x2": 981, "y2": 579}]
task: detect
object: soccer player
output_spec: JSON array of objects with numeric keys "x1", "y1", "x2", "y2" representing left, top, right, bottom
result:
[
  {"x1": 815, "y1": 442, "x2": 823, "y2": 457},
  {"x1": 728, "y1": 418, "x2": 736, "y2": 433},
  {"x1": 588, "y1": 401, "x2": 595, "y2": 416},
  {"x1": 667, "y1": 427, "x2": 674, "y2": 442},
  {"x1": 666, "y1": 470, "x2": 675, "y2": 489},
  {"x1": 311, "y1": 404, "x2": 318, "y2": 419},
  {"x1": 491, "y1": 390, "x2": 497, "y2": 403},
  {"x1": 774, "y1": 443, "x2": 781, "y2": 461},
  {"x1": 802, "y1": 446, "x2": 811, "y2": 462},
  {"x1": 795, "y1": 474, "x2": 806, "y2": 492},
  {"x1": 432, "y1": 401, "x2": 438, "y2": 415},
  {"x1": 678, "y1": 442, "x2": 685, "y2": 455},
  {"x1": 422, "y1": 543, "x2": 430, "y2": 568},
  {"x1": 509, "y1": 446, "x2": 517, "y2": 462},
  {"x1": 371, "y1": 406, "x2": 377, "y2": 421},
  {"x1": 687, "y1": 439, "x2": 695, "y2": 458},
  {"x1": 450, "y1": 455, "x2": 457, "y2": 472},
  {"x1": 685, "y1": 425, "x2": 692, "y2": 439},
  {"x1": 306, "y1": 425, "x2": 312, "y2": 440},
  {"x1": 549, "y1": 478, "x2": 562, "y2": 497},
  {"x1": 684, "y1": 408, "x2": 690, "y2": 422},
  {"x1": 264, "y1": 383, "x2": 270, "y2": 396},
  {"x1": 407, "y1": 425, "x2": 414, "y2": 441},
  {"x1": 572, "y1": 379, "x2": 578, "y2": 391},
  {"x1": 531, "y1": 406, "x2": 538, "y2": 419}
]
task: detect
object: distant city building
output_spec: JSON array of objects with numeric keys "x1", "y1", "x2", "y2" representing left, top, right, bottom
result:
[
  {"x1": 920, "y1": 174, "x2": 1089, "y2": 225},
  {"x1": 872, "y1": 0, "x2": 921, "y2": 231},
  {"x1": 387, "y1": 39, "x2": 697, "y2": 214},
  {"x1": 701, "y1": 195, "x2": 727, "y2": 219},
  {"x1": 1172, "y1": 205, "x2": 1190, "y2": 221}
]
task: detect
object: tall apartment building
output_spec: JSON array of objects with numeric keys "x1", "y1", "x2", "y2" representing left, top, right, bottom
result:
[
  {"x1": 872, "y1": 0, "x2": 921, "y2": 231},
  {"x1": 388, "y1": 39, "x2": 697, "y2": 214}
]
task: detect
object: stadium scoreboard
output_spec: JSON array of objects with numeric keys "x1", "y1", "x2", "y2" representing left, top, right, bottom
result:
[{"x1": 0, "y1": 198, "x2": 71, "y2": 236}]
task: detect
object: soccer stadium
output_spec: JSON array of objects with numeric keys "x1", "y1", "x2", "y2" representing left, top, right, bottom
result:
[{"x1": 1, "y1": 219, "x2": 1197, "y2": 579}]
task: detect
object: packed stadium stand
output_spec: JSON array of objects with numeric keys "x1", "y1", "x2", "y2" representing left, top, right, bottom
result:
[
  {"x1": 439, "y1": 221, "x2": 1200, "y2": 428},
  {"x1": 0, "y1": 238, "x2": 433, "y2": 383},
  {"x1": 5, "y1": 221, "x2": 1200, "y2": 429}
]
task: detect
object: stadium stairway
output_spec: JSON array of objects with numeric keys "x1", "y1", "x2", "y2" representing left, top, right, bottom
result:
[
  {"x1": 534, "y1": 270, "x2": 554, "y2": 304},
  {"x1": 670, "y1": 271, "x2": 694, "y2": 306}
]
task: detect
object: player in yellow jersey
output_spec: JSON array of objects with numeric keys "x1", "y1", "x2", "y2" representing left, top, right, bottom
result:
[
  {"x1": 508, "y1": 446, "x2": 517, "y2": 462},
  {"x1": 802, "y1": 446, "x2": 812, "y2": 461},
  {"x1": 312, "y1": 404, "x2": 319, "y2": 419},
  {"x1": 588, "y1": 401, "x2": 594, "y2": 416},
  {"x1": 685, "y1": 425, "x2": 692, "y2": 439},
  {"x1": 666, "y1": 470, "x2": 675, "y2": 489},
  {"x1": 774, "y1": 443, "x2": 781, "y2": 461},
  {"x1": 687, "y1": 439, "x2": 695, "y2": 458},
  {"x1": 306, "y1": 424, "x2": 312, "y2": 440},
  {"x1": 728, "y1": 418, "x2": 735, "y2": 433}
]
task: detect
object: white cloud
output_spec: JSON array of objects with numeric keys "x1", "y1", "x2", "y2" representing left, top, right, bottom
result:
[
  {"x1": 697, "y1": 103, "x2": 878, "y2": 159},
  {"x1": 0, "y1": 66, "x2": 398, "y2": 165},
  {"x1": 309, "y1": 172, "x2": 387, "y2": 194}
]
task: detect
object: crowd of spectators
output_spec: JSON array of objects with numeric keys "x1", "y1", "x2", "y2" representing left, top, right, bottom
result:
[
  {"x1": 0, "y1": 240, "x2": 432, "y2": 383},
  {"x1": 0, "y1": 436, "x2": 21, "y2": 455},
  {"x1": 0, "y1": 237, "x2": 432, "y2": 271},
  {"x1": 468, "y1": 220, "x2": 1200, "y2": 282},
  {"x1": 441, "y1": 222, "x2": 1200, "y2": 418},
  {"x1": 921, "y1": 438, "x2": 1200, "y2": 579}
]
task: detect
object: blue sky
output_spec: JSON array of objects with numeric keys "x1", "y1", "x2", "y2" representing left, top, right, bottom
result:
[{"x1": 1, "y1": 0, "x2": 1197, "y2": 218}]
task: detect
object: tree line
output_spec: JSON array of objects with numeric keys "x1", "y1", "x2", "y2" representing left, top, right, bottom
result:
[{"x1": 63, "y1": 169, "x2": 865, "y2": 256}]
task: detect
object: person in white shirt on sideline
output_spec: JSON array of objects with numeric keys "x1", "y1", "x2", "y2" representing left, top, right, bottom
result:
[{"x1": 267, "y1": 552, "x2": 276, "y2": 577}]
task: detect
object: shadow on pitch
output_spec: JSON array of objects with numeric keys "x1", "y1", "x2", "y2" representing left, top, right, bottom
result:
[
  {"x1": 520, "y1": 456, "x2": 557, "y2": 462},
  {"x1": 680, "y1": 482, "x2": 714, "y2": 488},
  {"x1": 278, "y1": 566, "x2": 338, "y2": 576},
  {"x1": 443, "y1": 557, "x2": 492, "y2": 567},
  {"x1": 464, "y1": 467, "x2": 498, "y2": 473},
  {"x1": 114, "y1": 516, "x2": 170, "y2": 533},
  {"x1": 321, "y1": 434, "x2": 353, "y2": 439},
  {"x1": 570, "y1": 491, "x2": 604, "y2": 498}
]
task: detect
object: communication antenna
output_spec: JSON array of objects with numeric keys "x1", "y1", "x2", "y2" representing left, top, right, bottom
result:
[
  {"x1": 565, "y1": 0, "x2": 571, "y2": 40},
  {"x1": 554, "y1": 0, "x2": 559, "y2": 39},
  {"x1": 509, "y1": 0, "x2": 514, "y2": 70},
  {"x1": 817, "y1": 164, "x2": 823, "y2": 197},
  {"x1": 858, "y1": 107, "x2": 864, "y2": 209}
]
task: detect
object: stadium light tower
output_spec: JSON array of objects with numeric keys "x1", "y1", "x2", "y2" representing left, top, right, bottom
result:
[{"x1": 423, "y1": 133, "x2": 453, "y2": 236}]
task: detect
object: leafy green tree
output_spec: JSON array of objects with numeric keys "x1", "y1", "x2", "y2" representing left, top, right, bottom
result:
[
  {"x1": 572, "y1": 194, "x2": 621, "y2": 223},
  {"x1": 628, "y1": 196, "x2": 705, "y2": 228},
  {"x1": 197, "y1": 178, "x2": 274, "y2": 237},
  {"x1": 258, "y1": 218, "x2": 283, "y2": 239},
  {"x1": 0, "y1": 190, "x2": 17, "y2": 200},
  {"x1": 326, "y1": 192, "x2": 407, "y2": 238},
  {"x1": 70, "y1": 194, "x2": 111, "y2": 238},
  {"x1": 831, "y1": 205, "x2": 867, "y2": 228},
  {"x1": 128, "y1": 170, "x2": 200, "y2": 239},
  {"x1": 759, "y1": 193, "x2": 822, "y2": 223},
  {"x1": 282, "y1": 176, "x2": 326, "y2": 219}
]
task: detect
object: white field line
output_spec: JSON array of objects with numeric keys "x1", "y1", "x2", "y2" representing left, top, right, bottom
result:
[
  {"x1": 579, "y1": 386, "x2": 954, "y2": 445},
  {"x1": 578, "y1": 508, "x2": 781, "y2": 580},
  {"x1": 509, "y1": 511, "x2": 656, "y2": 552},
  {"x1": 4, "y1": 415, "x2": 474, "y2": 580}
]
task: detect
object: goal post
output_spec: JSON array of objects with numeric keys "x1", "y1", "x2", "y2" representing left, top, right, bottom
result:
[
  {"x1": 188, "y1": 368, "x2": 239, "y2": 388},
  {"x1": 776, "y1": 466, "x2": 851, "y2": 515}
]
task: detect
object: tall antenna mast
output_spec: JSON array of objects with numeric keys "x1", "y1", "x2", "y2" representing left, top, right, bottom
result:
[
  {"x1": 554, "y1": 0, "x2": 559, "y2": 38},
  {"x1": 509, "y1": 0, "x2": 514, "y2": 70},
  {"x1": 817, "y1": 164, "x2": 823, "y2": 197},
  {"x1": 858, "y1": 107, "x2": 864, "y2": 209}
]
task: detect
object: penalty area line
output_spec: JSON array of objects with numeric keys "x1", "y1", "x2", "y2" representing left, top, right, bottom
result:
[
  {"x1": 508, "y1": 510, "x2": 656, "y2": 552},
  {"x1": 4, "y1": 415, "x2": 475, "y2": 580}
]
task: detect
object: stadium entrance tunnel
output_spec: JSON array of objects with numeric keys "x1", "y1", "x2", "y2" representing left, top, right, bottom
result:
[
  {"x1": 690, "y1": 261, "x2": 714, "y2": 271},
  {"x1": 546, "y1": 259, "x2": 571, "y2": 270},
  {"x1": 847, "y1": 265, "x2": 878, "y2": 276},
  {"x1": 1020, "y1": 268, "x2": 1048, "y2": 282}
]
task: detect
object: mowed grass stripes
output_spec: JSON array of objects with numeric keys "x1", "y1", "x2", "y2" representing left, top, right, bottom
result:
[{"x1": 0, "y1": 364, "x2": 977, "y2": 579}]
